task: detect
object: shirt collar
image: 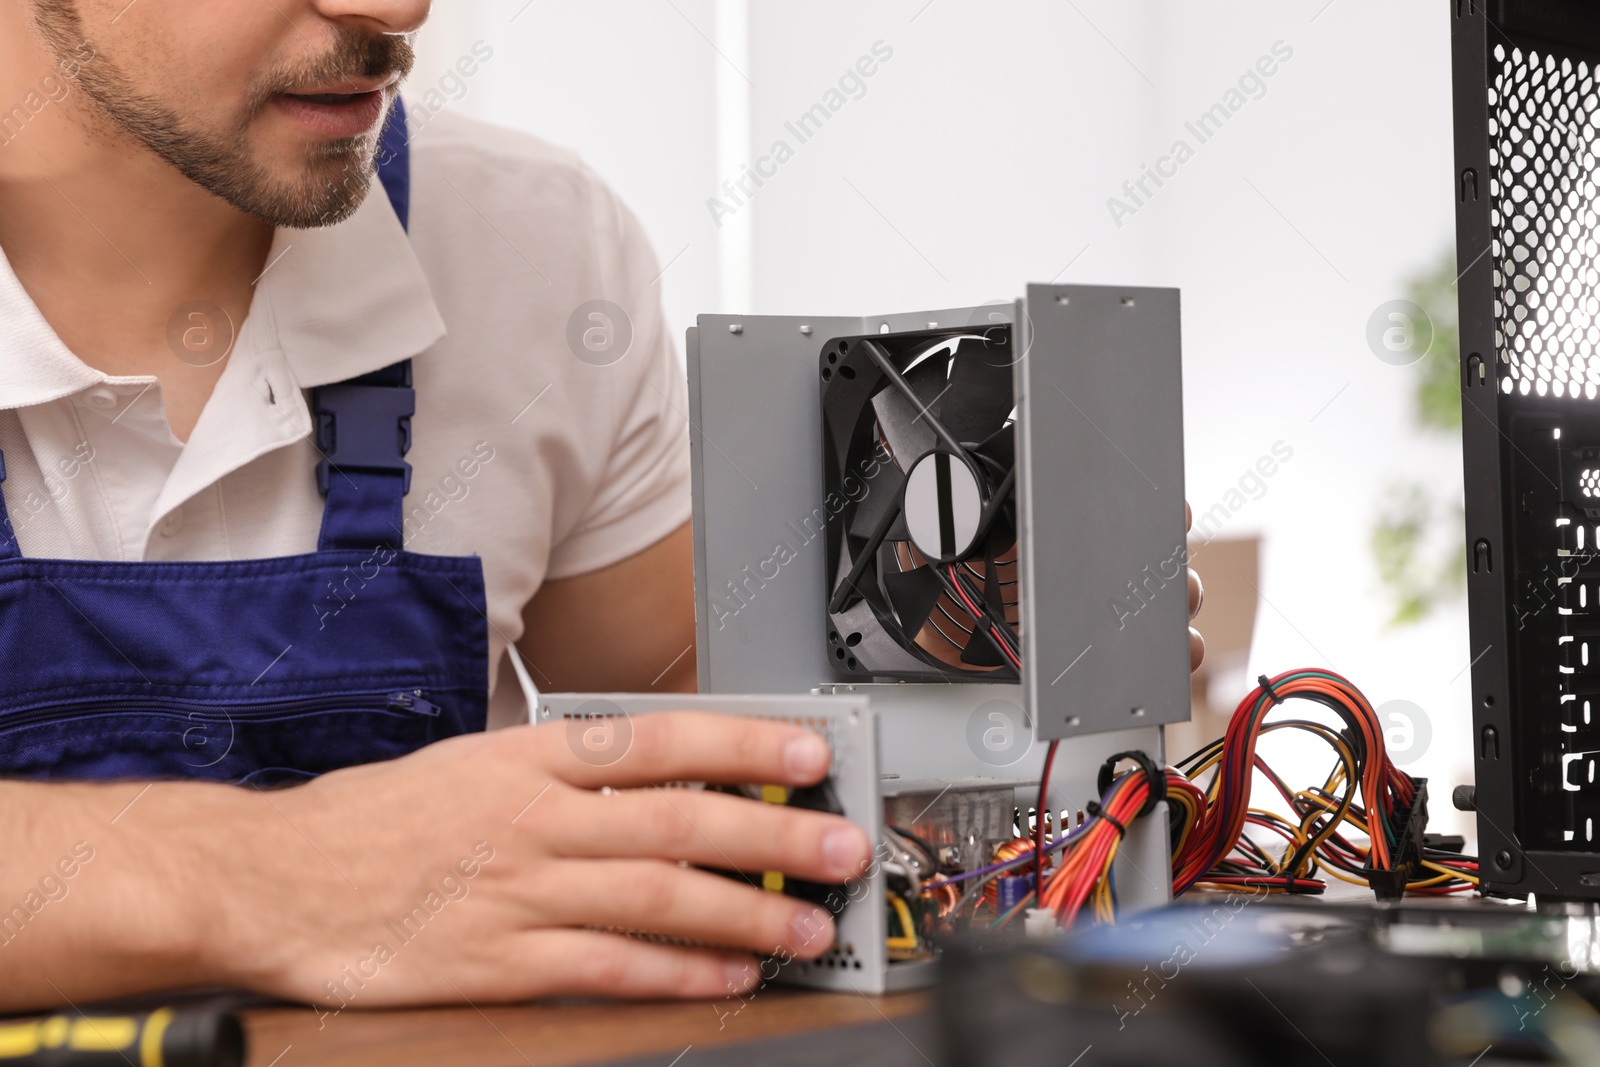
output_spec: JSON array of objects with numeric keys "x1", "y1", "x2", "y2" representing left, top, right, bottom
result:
[
  {"x1": 259, "y1": 177, "x2": 447, "y2": 388},
  {"x1": 0, "y1": 244, "x2": 105, "y2": 409},
  {"x1": 0, "y1": 173, "x2": 447, "y2": 408}
]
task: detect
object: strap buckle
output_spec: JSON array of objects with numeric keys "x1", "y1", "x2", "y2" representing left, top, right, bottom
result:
[{"x1": 314, "y1": 380, "x2": 415, "y2": 496}]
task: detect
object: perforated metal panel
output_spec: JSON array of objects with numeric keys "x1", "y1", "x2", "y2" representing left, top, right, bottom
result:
[{"x1": 1489, "y1": 44, "x2": 1600, "y2": 398}]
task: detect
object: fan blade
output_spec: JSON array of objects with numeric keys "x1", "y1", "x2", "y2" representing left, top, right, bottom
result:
[
  {"x1": 959, "y1": 628, "x2": 1007, "y2": 667},
  {"x1": 883, "y1": 565, "x2": 946, "y2": 636},
  {"x1": 848, "y1": 462, "x2": 908, "y2": 541},
  {"x1": 937, "y1": 338, "x2": 1015, "y2": 446},
  {"x1": 973, "y1": 422, "x2": 1014, "y2": 472},
  {"x1": 870, "y1": 356, "x2": 948, "y2": 467},
  {"x1": 829, "y1": 497, "x2": 903, "y2": 615}
]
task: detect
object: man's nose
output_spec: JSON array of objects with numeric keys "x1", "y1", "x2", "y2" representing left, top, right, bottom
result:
[{"x1": 310, "y1": 0, "x2": 431, "y2": 36}]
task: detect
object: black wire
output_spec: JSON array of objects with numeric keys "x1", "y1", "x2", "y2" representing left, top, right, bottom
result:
[
  {"x1": 888, "y1": 825, "x2": 940, "y2": 868},
  {"x1": 949, "y1": 566, "x2": 1020, "y2": 656},
  {"x1": 934, "y1": 566, "x2": 1019, "y2": 668}
]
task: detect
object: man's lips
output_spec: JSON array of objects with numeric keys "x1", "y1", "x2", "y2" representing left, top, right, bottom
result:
[{"x1": 270, "y1": 88, "x2": 388, "y2": 139}]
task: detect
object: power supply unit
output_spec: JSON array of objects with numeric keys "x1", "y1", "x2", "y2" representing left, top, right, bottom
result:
[{"x1": 543, "y1": 285, "x2": 1190, "y2": 991}]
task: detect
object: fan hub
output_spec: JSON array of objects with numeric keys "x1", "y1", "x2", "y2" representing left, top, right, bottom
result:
[{"x1": 904, "y1": 450, "x2": 986, "y2": 563}]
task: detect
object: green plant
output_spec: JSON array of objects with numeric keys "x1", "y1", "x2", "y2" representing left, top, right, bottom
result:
[{"x1": 1369, "y1": 248, "x2": 1467, "y2": 627}]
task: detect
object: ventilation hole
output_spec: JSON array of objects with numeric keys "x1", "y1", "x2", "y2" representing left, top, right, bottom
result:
[
  {"x1": 835, "y1": 647, "x2": 846, "y2": 660},
  {"x1": 840, "y1": 341, "x2": 850, "y2": 354},
  {"x1": 827, "y1": 351, "x2": 838, "y2": 365},
  {"x1": 822, "y1": 368, "x2": 833, "y2": 382},
  {"x1": 846, "y1": 656, "x2": 858, "y2": 670},
  {"x1": 838, "y1": 365, "x2": 856, "y2": 379},
  {"x1": 845, "y1": 632, "x2": 862, "y2": 647},
  {"x1": 853, "y1": 959, "x2": 863, "y2": 969}
]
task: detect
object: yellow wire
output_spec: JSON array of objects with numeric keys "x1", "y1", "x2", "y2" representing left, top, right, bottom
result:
[
  {"x1": 1294, "y1": 793, "x2": 1475, "y2": 890},
  {"x1": 885, "y1": 894, "x2": 918, "y2": 951},
  {"x1": 1420, "y1": 860, "x2": 1480, "y2": 885}
]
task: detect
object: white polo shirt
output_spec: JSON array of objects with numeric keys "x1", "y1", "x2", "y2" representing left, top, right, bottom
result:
[{"x1": 0, "y1": 106, "x2": 692, "y2": 729}]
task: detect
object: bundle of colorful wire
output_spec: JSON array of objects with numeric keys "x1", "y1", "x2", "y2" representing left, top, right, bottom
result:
[
  {"x1": 1168, "y1": 668, "x2": 1474, "y2": 897},
  {"x1": 916, "y1": 666, "x2": 1479, "y2": 939}
]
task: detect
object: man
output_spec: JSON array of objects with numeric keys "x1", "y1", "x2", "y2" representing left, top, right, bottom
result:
[{"x1": 0, "y1": 0, "x2": 1203, "y2": 1011}]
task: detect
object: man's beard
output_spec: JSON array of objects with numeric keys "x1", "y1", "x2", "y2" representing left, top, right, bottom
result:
[{"x1": 30, "y1": 0, "x2": 413, "y2": 229}]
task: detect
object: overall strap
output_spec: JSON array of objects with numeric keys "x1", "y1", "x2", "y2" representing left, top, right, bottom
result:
[
  {"x1": 313, "y1": 98, "x2": 414, "y2": 552},
  {"x1": 0, "y1": 452, "x2": 18, "y2": 561}
]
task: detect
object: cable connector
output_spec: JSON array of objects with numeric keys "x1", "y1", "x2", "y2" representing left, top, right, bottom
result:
[{"x1": 1023, "y1": 907, "x2": 1058, "y2": 939}]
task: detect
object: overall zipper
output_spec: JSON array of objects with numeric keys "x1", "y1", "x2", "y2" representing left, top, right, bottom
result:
[{"x1": 0, "y1": 689, "x2": 442, "y2": 734}]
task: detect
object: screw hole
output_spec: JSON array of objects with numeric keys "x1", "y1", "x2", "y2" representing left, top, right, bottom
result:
[
  {"x1": 835, "y1": 647, "x2": 846, "y2": 660},
  {"x1": 1066, "y1": 716, "x2": 1081, "y2": 728},
  {"x1": 827, "y1": 351, "x2": 838, "y2": 365},
  {"x1": 846, "y1": 656, "x2": 858, "y2": 670},
  {"x1": 1121, "y1": 297, "x2": 1135, "y2": 307},
  {"x1": 822, "y1": 368, "x2": 833, "y2": 382},
  {"x1": 1055, "y1": 295, "x2": 1070, "y2": 305}
]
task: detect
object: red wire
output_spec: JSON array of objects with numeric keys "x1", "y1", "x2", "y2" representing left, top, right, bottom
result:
[
  {"x1": 1036, "y1": 739, "x2": 1059, "y2": 894},
  {"x1": 944, "y1": 565, "x2": 1021, "y2": 669}
]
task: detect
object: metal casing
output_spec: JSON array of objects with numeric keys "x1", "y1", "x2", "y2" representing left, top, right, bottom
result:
[
  {"x1": 1016, "y1": 285, "x2": 1191, "y2": 740},
  {"x1": 1452, "y1": 0, "x2": 1600, "y2": 897}
]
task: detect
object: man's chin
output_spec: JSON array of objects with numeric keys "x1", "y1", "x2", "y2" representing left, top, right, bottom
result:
[{"x1": 230, "y1": 136, "x2": 377, "y2": 229}]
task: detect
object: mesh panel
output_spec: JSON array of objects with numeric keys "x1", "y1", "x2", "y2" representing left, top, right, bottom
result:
[{"x1": 1490, "y1": 45, "x2": 1600, "y2": 399}]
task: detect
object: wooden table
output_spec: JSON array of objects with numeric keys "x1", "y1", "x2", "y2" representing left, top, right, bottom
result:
[{"x1": 242, "y1": 990, "x2": 930, "y2": 1067}]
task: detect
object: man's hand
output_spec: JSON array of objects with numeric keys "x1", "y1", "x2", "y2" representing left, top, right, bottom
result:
[
  {"x1": 1188, "y1": 502, "x2": 1205, "y2": 672},
  {"x1": 0, "y1": 714, "x2": 870, "y2": 1012},
  {"x1": 227, "y1": 713, "x2": 870, "y2": 1007}
]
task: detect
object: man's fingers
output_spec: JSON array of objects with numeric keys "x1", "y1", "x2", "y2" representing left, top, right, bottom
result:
[
  {"x1": 1186, "y1": 501, "x2": 1192, "y2": 531},
  {"x1": 1188, "y1": 567, "x2": 1203, "y2": 618},
  {"x1": 510, "y1": 929, "x2": 762, "y2": 1001},
  {"x1": 1190, "y1": 626, "x2": 1205, "y2": 673},
  {"x1": 536, "y1": 860, "x2": 837, "y2": 959},
  {"x1": 542, "y1": 787, "x2": 871, "y2": 884},
  {"x1": 540, "y1": 712, "x2": 834, "y2": 790}
]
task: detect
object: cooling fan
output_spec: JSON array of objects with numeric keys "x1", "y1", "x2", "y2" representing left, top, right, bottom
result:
[{"x1": 821, "y1": 325, "x2": 1021, "y2": 681}]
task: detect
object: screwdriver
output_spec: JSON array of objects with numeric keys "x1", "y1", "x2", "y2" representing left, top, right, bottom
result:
[{"x1": 0, "y1": 1004, "x2": 244, "y2": 1067}]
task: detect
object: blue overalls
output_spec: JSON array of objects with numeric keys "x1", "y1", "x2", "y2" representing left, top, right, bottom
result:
[{"x1": 0, "y1": 101, "x2": 490, "y2": 784}]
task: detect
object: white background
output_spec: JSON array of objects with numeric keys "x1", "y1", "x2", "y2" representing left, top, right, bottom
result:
[{"x1": 416, "y1": 1, "x2": 1473, "y2": 837}]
